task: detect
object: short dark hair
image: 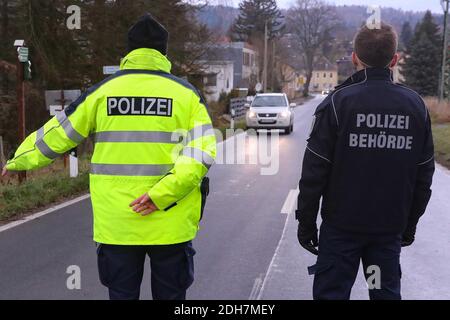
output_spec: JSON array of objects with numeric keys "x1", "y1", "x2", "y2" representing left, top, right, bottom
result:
[{"x1": 354, "y1": 23, "x2": 398, "y2": 68}]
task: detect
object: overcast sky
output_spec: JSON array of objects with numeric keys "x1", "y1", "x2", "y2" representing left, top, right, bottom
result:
[{"x1": 216, "y1": 0, "x2": 445, "y2": 13}]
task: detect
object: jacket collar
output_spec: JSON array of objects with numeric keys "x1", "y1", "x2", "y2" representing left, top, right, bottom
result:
[
  {"x1": 335, "y1": 67, "x2": 393, "y2": 90},
  {"x1": 120, "y1": 48, "x2": 172, "y2": 73}
]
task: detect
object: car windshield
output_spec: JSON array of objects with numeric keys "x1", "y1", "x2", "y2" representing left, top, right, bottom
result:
[{"x1": 252, "y1": 96, "x2": 287, "y2": 107}]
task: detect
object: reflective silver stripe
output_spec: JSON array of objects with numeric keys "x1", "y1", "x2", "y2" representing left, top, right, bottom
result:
[
  {"x1": 91, "y1": 163, "x2": 173, "y2": 176},
  {"x1": 95, "y1": 131, "x2": 181, "y2": 143},
  {"x1": 56, "y1": 112, "x2": 85, "y2": 144},
  {"x1": 186, "y1": 124, "x2": 214, "y2": 143},
  {"x1": 36, "y1": 127, "x2": 45, "y2": 140},
  {"x1": 35, "y1": 126, "x2": 62, "y2": 159},
  {"x1": 306, "y1": 146, "x2": 331, "y2": 163},
  {"x1": 418, "y1": 156, "x2": 434, "y2": 166},
  {"x1": 36, "y1": 139, "x2": 62, "y2": 160},
  {"x1": 182, "y1": 147, "x2": 214, "y2": 169}
]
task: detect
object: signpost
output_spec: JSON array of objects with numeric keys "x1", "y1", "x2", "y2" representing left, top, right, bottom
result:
[
  {"x1": 230, "y1": 97, "x2": 248, "y2": 120},
  {"x1": 45, "y1": 90, "x2": 81, "y2": 110},
  {"x1": 14, "y1": 40, "x2": 27, "y2": 183},
  {"x1": 45, "y1": 90, "x2": 82, "y2": 177},
  {"x1": 103, "y1": 65, "x2": 120, "y2": 75}
]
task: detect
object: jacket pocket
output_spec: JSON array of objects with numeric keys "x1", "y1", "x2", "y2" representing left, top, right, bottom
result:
[
  {"x1": 96, "y1": 244, "x2": 110, "y2": 287},
  {"x1": 179, "y1": 243, "x2": 196, "y2": 290}
]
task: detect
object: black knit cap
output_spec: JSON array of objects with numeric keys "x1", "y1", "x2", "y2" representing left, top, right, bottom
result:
[{"x1": 127, "y1": 13, "x2": 169, "y2": 55}]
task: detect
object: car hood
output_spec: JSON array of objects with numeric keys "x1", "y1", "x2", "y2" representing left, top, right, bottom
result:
[{"x1": 250, "y1": 107, "x2": 289, "y2": 113}]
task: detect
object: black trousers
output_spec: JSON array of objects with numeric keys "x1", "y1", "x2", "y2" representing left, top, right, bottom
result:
[
  {"x1": 310, "y1": 223, "x2": 402, "y2": 300},
  {"x1": 96, "y1": 241, "x2": 195, "y2": 300}
]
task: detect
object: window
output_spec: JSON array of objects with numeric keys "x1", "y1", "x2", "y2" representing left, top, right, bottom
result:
[
  {"x1": 323, "y1": 73, "x2": 327, "y2": 78},
  {"x1": 252, "y1": 95, "x2": 287, "y2": 107},
  {"x1": 243, "y1": 52, "x2": 250, "y2": 66},
  {"x1": 204, "y1": 74, "x2": 217, "y2": 87},
  {"x1": 330, "y1": 73, "x2": 333, "y2": 78}
]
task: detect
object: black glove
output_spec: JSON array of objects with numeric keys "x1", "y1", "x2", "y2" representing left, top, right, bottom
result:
[
  {"x1": 401, "y1": 224, "x2": 417, "y2": 247},
  {"x1": 297, "y1": 223, "x2": 319, "y2": 255}
]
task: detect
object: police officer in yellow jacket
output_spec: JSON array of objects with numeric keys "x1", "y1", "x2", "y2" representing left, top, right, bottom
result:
[{"x1": 1, "y1": 13, "x2": 216, "y2": 300}]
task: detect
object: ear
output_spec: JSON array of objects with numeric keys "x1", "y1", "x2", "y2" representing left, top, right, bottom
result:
[
  {"x1": 351, "y1": 52, "x2": 358, "y2": 66},
  {"x1": 389, "y1": 53, "x2": 399, "y2": 68}
]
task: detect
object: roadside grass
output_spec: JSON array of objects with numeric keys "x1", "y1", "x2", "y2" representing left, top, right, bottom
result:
[
  {"x1": 0, "y1": 158, "x2": 90, "y2": 222},
  {"x1": 426, "y1": 97, "x2": 450, "y2": 170},
  {"x1": 425, "y1": 97, "x2": 450, "y2": 123},
  {"x1": 432, "y1": 123, "x2": 450, "y2": 169}
]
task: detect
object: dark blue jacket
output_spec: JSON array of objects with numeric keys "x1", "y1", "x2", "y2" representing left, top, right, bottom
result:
[{"x1": 296, "y1": 67, "x2": 435, "y2": 235}]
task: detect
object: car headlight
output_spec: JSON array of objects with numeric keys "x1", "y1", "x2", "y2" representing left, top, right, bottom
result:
[
  {"x1": 280, "y1": 111, "x2": 290, "y2": 118},
  {"x1": 248, "y1": 111, "x2": 257, "y2": 118}
]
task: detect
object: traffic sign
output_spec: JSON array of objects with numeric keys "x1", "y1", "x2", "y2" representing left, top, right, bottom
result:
[
  {"x1": 45, "y1": 90, "x2": 81, "y2": 111},
  {"x1": 103, "y1": 65, "x2": 120, "y2": 75},
  {"x1": 49, "y1": 105, "x2": 67, "y2": 116},
  {"x1": 255, "y1": 83, "x2": 263, "y2": 92},
  {"x1": 17, "y1": 47, "x2": 29, "y2": 62}
]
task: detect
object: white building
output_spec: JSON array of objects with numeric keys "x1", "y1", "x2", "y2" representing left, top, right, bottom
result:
[{"x1": 198, "y1": 60, "x2": 234, "y2": 102}]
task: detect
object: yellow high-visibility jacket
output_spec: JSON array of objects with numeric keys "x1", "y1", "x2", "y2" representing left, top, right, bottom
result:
[{"x1": 6, "y1": 48, "x2": 217, "y2": 245}]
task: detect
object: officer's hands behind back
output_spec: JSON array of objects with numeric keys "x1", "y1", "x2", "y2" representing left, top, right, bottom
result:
[
  {"x1": 297, "y1": 223, "x2": 319, "y2": 255},
  {"x1": 130, "y1": 193, "x2": 158, "y2": 216}
]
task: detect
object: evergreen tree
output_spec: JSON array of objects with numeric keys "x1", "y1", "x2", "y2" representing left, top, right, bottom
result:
[
  {"x1": 231, "y1": 0, "x2": 284, "y2": 42},
  {"x1": 400, "y1": 21, "x2": 413, "y2": 51},
  {"x1": 402, "y1": 11, "x2": 442, "y2": 96}
]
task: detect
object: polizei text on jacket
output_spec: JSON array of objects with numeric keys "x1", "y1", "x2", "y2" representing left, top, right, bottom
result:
[
  {"x1": 107, "y1": 97, "x2": 173, "y2": 117},
  {"x1": 349, "y1": 113, "x2": 413, "y2": 150}
]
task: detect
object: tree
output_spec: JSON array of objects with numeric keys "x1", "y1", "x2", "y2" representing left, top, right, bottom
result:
[
  {"x1": 0, "y1": 0, "x2": 213, "y2": 155},
  {"x1": 231, "y1": 0, "x2": 284, "y2": 91},
  {"x1": 231, "y1": 0, "x2": 283, "y2": 42},
  {"x1": 400, "y1": 21, "x2": 413, "y2": 51},
  {"x1": 402, "y1": 11, "x2": 442, "y2": 97},
  {"x1": 286, "y1": 0, "x2": 338, "y2": 97}
]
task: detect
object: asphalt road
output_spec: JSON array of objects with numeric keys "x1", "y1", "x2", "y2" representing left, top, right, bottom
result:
[
  {"x1": 2, "y1": 94, "x2": 449, "y2": 300},
  {"x1": 0, "y1": 95, "x2": 319, "y2": 300}
]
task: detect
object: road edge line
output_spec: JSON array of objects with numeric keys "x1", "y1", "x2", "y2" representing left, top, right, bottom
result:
[
  {"x1": 256, "y1": 190, "x2": 296, "y2": 300},
  {"x1": 0, "y1": 194, "x2": 91, "y2": 233}
]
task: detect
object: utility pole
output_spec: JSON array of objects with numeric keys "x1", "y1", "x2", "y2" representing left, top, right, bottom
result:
[
  {"x1": 439, "y1": 0, "x2": 449, "y2": 101},
  {"x1": 263, "y1": 20, "x2": 268, "y2": 93},
  {"x1": 14, "y1": 40, "x2": 27, "y2": 183},
  {"x1": 271, "y1": 40, "x2": 276, "y2": 91}
]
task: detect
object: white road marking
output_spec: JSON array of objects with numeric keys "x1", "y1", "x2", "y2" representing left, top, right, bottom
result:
[
  {"x1": 280, "y1": 188, "x2": 299, "y2": 215},
  {"x1": 248, "y1": 273, "x2": 264, "y2": 300},
  {"x1": 256, "y1": 189, "x2": 299, "y2": 299},
  {"x1": 0, "y1": 194, "x2": 90, "y2": 233}
]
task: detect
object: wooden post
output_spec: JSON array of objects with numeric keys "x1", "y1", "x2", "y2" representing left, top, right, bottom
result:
[{"x1": 0, "y1": 136, "x2": 5, "y2": 169}]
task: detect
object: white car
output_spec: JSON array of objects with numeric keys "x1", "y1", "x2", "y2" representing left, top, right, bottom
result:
[{"x1": 245, "y1": 93, "x2": 295, "y2": 134}]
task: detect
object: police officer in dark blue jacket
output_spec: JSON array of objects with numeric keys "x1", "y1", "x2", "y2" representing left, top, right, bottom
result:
[{"x1": 296, "y1": 23, "x2": 435, "y2": 300}]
